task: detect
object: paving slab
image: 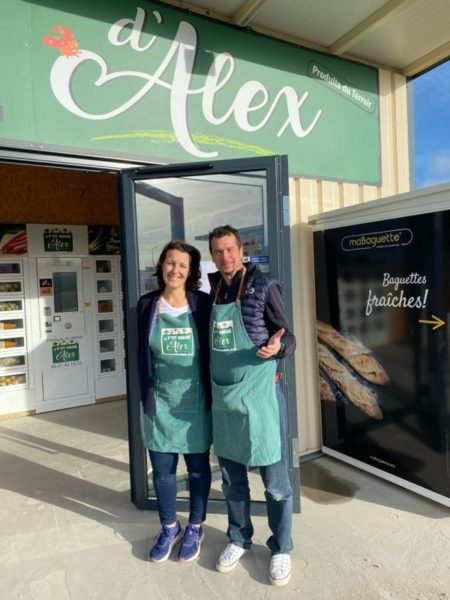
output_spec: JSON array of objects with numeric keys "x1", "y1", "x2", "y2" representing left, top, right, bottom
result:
[{"x1": 0, "y1": 401, "x2": 449, "y2": 599}]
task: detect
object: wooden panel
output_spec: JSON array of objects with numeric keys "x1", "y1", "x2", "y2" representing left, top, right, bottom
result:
[
  {"x1": 393, "y1": 71, "x2": 411, "y2": 193},
  {"x1": 0, "y1": 164, "x2": 119, "y2": 225},
  {"x1": 321, "y1": 180, "x2": 341, "y2": 212},
  {"x1": 342, "y1": 182, "x2": 362, "y2": 206}
]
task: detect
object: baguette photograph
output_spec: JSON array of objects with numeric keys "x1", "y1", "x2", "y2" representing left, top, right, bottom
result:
[
  {"x1": 316, "y1": 321, "x2": 390, "y2": 420},
  {"x1": 319, "y1": 375, "x2": 336, "y2": 403},
  {"x1": 317, "y1": 342, "x2": 383, "y2": 420},
  {"x1": 317, "y1": 320, "x2": 389, "y2": 385}
]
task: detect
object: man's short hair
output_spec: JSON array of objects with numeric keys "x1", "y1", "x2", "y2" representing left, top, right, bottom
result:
[{"x1": 208, "y1": 224, "x2": 242, "y2": 253}]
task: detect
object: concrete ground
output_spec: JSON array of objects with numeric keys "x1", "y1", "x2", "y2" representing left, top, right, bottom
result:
[{"x1": 0, "y1": 399, "x2": 449, "y2": 600}]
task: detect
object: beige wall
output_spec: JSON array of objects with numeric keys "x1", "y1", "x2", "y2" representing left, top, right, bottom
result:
[{"x1": 289, "y1": 70, "x2": 411, "y2": 455}]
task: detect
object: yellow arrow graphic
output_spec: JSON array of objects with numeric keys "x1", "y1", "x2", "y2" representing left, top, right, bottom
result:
[{"x1": 418, "y1": 315, "x2": 446, "y2": 330}]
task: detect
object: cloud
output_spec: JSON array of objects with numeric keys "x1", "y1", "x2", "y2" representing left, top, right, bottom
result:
[
  {"x1": 430, "y1": 152, "x2": 450, "y2": 176},
  {"x1": 416, "y1": 150, "x2": 450, "y2": 188}
]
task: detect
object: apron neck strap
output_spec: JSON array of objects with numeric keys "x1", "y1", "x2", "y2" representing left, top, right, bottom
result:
[{"x1": 214, "y1": 267, "x2": 246, "y2": 305}]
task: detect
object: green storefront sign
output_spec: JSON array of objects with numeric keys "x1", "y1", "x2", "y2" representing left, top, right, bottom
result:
[
  {"x1": 52, "y1": 341, "x2": 80, "y2": 364},
  {"x1": 0, "y1": 0, "x2": 381, "y2": 183}
]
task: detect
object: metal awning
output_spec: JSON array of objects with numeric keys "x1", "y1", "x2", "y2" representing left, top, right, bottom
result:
[{"x1": 161, "y1": 0, "x2": 450, "y2": 77}]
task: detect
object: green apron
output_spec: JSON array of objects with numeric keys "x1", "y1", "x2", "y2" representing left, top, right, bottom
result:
[
  {"x1": 141, "y1": 307, "x2": 212, "y2": 453},
  {"x1": 210, "y1": 271, "x2": 281, "y2": 466}
]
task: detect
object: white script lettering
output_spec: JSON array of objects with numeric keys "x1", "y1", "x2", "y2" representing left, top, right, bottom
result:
[{"x1": 48, "y1": 7, "x2": 323, "y2": 157}]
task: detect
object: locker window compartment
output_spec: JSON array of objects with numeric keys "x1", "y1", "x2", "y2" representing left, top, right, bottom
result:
[
  {"x1": 0, "y1": 281, "x2": 22, "y2": 294},
  {"x1": 0, "y1": 299, "x2": 23, "y2": 312},
  {"x1": 98, "y1": 299, "x2": 114, "y2": 313},
  {"x1": 53, "y1": 272, "x2": 78, "y2": 313},
  {"x1": 0, "y1": 337, "x2": 25, "y2": 349},
  {"x1": 96, "y1": 279, "x2": 113, "y2": 294},
  {"x1": 0, "y1": 354, "x2": 26, "y2": 368},
  {"x1": 0, "y1": 318, "x2": 24, "y2": 331},
  {"x1": 0, "y1": 372, "x2": 27, "y2": 388},
  {"x1": 100, "y1": 358, "x2": 116, "y2": 373},
  {"x1": 0, "y1": 262, "x2": 21, "y2": 274},
  {"x1": 96, "y1": 260, "x2": 112, "y2": 274},
  {"x1": 98, "y1": 319, "x2": 115, "y2": 334},
  {"x1": 99, "y1": 338, "x2": 115, "y2": 353}
]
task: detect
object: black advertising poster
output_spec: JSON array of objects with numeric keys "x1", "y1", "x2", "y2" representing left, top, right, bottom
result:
[{"x1": 314, "y1": 210, "x2": 450, "y2": 503}]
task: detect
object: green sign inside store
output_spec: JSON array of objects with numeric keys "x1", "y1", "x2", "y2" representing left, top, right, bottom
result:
[
  {"x1": 43, "y1": 229, "x2": 74, "y2": 252},
  {"x1": 52, "y1": 341, "x2": 80, "y2": 364},
  {"x1": 0, "y1": 0, "x2": 381, "y2": 183}
]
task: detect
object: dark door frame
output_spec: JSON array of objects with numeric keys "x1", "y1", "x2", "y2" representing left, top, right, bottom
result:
[{"x1": 119, "y1": 155, "x2": 300, "y2": 513}]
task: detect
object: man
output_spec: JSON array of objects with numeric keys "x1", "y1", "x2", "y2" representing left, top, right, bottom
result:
[{"x1": 208, "y1": 224, "x2": 296, "y2": 587}]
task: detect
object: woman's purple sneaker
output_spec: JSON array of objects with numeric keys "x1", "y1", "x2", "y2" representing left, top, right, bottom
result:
[
  {"x1": 177, "y1": 524, "x2": 204, "y2": 562},
  {"x1": 149, "y1": 521, "x2": 183, "y2": 563}
]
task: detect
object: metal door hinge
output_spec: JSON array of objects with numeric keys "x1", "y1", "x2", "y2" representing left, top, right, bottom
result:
[{"x1": 282, "y1": 195, "x2": 290, "y2": 226}]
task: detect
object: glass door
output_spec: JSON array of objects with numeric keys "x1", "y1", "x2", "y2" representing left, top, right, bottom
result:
[{"x1": 119, "y1": 156, "x2": 299, "y2": 513}]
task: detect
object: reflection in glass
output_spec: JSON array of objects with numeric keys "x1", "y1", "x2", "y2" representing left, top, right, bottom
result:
[
  {"x1": 98, "y1": 299, "x2": 114, "y2": 313},
  {"x1": 0, "y1": 373, "x2": 26, "y2": 386},
  {"x1": 0, "y1": 318, "x2": 24, "y2": 331},
  {"x1": 53, "y1": 272, "x2": 78, "y2": 313},
  {"x1": 0, "y1": 281, "x2": 22, "y2": 293},
  {"x1": 135, "y1": 170, "x2": 269, "y2": 505},
  {"x1": 99, "y1": 319, "x2": 115, "y2": 334},
  {"x1": 135, "y1": 172, "x2": 268, "y2": 295},
  {"x1": 0, "y1": 354, "x2": 25, "y2": 367},
  {"x1": 0, "y1": 262, "x2": 21, "y2": 274},
  {"x1": 96, "y1": 260, "x2": 112, "y2": 273},
  {"x1": 99, "y1": 338, "x2": 115, "y2": 353},
  {"x1": 97, "y1": 280, "x2": 113, "y2": 293},
  {"x1": 0, "y1": 336, "x2": 24, "y2": 349},
  {"x1": 100, "y1": 358, "x2": 116, "y2": 373}
]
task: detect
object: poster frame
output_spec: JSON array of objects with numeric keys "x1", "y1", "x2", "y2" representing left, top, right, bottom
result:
[{"x1": 309, "y1": 181, "x2": 450, "y2": 508}]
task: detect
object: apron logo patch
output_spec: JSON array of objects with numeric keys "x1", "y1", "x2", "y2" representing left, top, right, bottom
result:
[
  {"x1": 212, "y1": 320, "x2": 236, "y2": 351},
  {"x1": 161, "y1": 327, "x2": 194, "y2": 356}
]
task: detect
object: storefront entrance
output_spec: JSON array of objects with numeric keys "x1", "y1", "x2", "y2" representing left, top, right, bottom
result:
[{"x1": 0, "y1": 151, "x2": 300, "y2": 514}]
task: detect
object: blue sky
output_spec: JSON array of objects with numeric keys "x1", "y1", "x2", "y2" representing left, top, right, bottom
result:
[{"x1": 413, "y1": 59, "x2": 450, "y2": 188}]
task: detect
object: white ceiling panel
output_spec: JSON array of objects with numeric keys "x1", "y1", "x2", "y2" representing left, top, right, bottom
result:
[
  {"x1": 348, "y1": 0, "x2": 450, "y2": 71},
  {"x1": 251, "y1": 0, "x2": 389, "y2": 48},
  {"x1": 161, "y1": 0, "x2": 450, "y2": 76}
]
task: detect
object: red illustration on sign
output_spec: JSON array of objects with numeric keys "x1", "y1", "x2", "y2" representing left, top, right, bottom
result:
[{"x1": 43, "y1": 26, "x2": 80, "y2": 57}]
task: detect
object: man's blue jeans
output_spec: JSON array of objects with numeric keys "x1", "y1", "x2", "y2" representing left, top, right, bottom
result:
[
  {"x1": 149, "y1": 449, "x2": 211, "y2": 525},
  {"x1": 218, "y1": 384, "x2": 293, "y2": 555}
]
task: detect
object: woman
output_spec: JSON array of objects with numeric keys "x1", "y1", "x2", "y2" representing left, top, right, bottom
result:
[{"x1": 137, "y1": 241, "x2": 212, "y2": 563}]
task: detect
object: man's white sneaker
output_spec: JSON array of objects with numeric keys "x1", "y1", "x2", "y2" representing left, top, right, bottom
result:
[
  {"x1": 269, "y1": 553, "x2": 291, "y2": 586},
  {"x1": 216, "y1": 543, "x2": 246, "y2": 573}
]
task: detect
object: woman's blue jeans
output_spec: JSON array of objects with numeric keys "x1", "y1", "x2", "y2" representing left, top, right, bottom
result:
[
  {"x1": 149, "y1": 449, "x2": 211, "y2": 525},
  {"x1": 218, "y1": 384, "x2": 293, "y2": 554}
]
